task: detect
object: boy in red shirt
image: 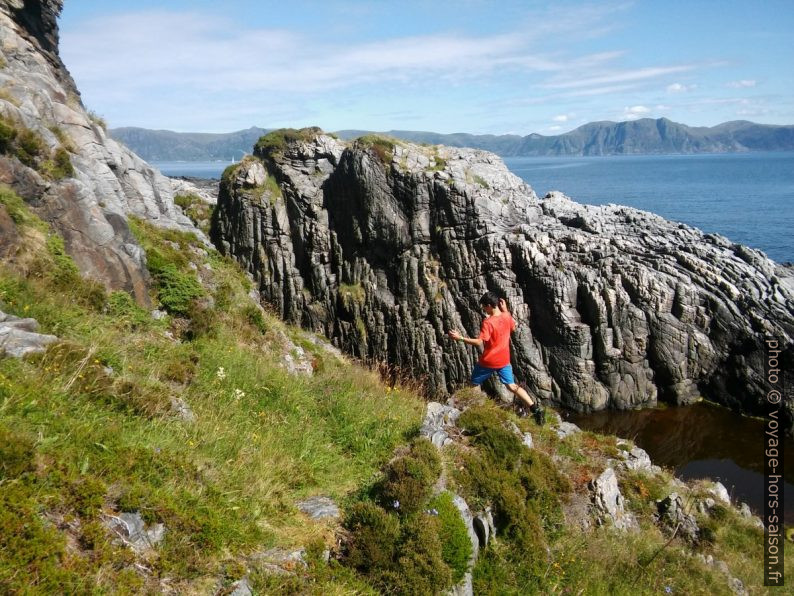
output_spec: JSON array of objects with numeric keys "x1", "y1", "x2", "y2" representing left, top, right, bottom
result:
[{"x1": 448, "y1": 292, "x2": 545, "y2": 425}]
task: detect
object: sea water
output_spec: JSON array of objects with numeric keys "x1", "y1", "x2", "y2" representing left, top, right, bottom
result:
[{"x1": 504, "y1": 151, "x2": 794, "y2": 264}]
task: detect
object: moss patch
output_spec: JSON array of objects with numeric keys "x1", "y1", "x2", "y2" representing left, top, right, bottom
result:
[
  {"x1": 378, "y1": 438, "x2": 441, "y2": 515},
  {"x1": 339, "y1": 282, "x2": 366, "y2": 306},
  {"x1": 128, "y1": 216, "x2": 205, "y2": 316},
  {"x1": 428, "y1": 491, "x2": 472, "y2": 583},
  {"x1": 0, "y1": 116, "x2": 74, "y2": 179}
]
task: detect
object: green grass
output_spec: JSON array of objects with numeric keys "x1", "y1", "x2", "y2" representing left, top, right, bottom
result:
[
  {"x1": 0, "y1": 116, "x2": 74, "y2": 179},
  {"x1": 0, "y1": 194, "x2": 424, "y2": 592},
  {"x1": 263, "y1": 173, "x2": 282, "y2": 204},
  {"x1": 127, "y1": 216, "x2": 205, "y2": 316},
  {"x1": 254, "y1": 127, "x2": 324, "y2": 158},
  {"x1": 173, "y1": 193, "x2": 214, "y2": 235},
  {"x1": 1, "y1": 185, "x2": 788, "y2": 593},
  {"x1": 428, "y1": 491, "x2": 472, "y2": 583},
  {"x1": 0, "y1": 185, "x2": 48, "y2": 231},
  {"x1": 221, "y1": 161, "x2": 241, "y2": 185},
  {"x1": 473, "y1": 174, "x2": 490, "y2": 189},
  {"x1": 355, "y1": 135, "x2": 396, "y2": 165},
  {"x1": 339, "y1": 282, "x2": 366, "y2": 306},
  {"x1": 39, "y1": 147, "x2": 75, "y2": 180}
]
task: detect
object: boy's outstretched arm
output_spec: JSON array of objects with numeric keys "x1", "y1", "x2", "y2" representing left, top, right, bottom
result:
[{"x1": 448, "y1": 329, "x2": 483, "y2": 347}]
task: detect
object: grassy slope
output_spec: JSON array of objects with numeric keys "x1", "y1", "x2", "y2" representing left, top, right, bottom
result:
[
  {"x1": 0, "y1": 186, "x2": 421, "y2": 593},
  {"x1": 0, "y1": 183, "x2": 790, "y2": 594}
]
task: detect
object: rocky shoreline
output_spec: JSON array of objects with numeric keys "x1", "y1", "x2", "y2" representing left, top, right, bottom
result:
[{"x1": 212, "y1": 130, "x2": 794, "y2": 433}]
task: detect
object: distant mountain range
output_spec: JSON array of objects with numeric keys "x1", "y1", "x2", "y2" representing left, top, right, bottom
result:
[
  {"x1": 108, "y1": 126, "x2": 268, "y2": 161},
  {"x1": 109, "y1": 118, "x2": 794, "y2": 162}
]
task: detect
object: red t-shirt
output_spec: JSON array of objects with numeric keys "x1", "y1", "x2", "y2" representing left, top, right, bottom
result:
[{"x1": 478, "y1": 312, "x2": 515, "y2": 368}]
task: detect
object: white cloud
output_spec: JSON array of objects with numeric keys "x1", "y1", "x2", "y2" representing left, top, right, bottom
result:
[
  {"x1": 559, "y1": 83, "x2": 642, "y2": 98},
  {"x1": 62, "y1": 11, "x2": 539, "y2": 95},
  {"x1": 548, "y1": 125, "x2": 563, "y2": 131},
  {"x1": 666, "y1": 82, "x2": 696, "y2": 93},
  {"x1": 553, "y1": 114, "x2": 569, "y2": 122},
  {"x1": 727, "y1": 79, "x2": 757, "y2": 88},
  {"x1": 543, "y1": 65, "x2": 698, "y2": 90},
  {"x1": 622, "y1": 105, "x2": 651, "y2": 120}
]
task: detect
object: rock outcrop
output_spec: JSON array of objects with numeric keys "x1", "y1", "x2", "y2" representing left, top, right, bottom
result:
[
  {"x1": 0, "y1": 309, "x2": 57, "y2": 356},
  {"x1": 0, "y1": 1, "x2": 200, "y2": 304},
  {"x1": 212, "y1": 129, "x2": 794, "y2": 433}
]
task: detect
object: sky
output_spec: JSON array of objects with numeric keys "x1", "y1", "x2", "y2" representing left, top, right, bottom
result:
[{"x1": 58, "y1": 0, "x2": 794, "y2": 135}]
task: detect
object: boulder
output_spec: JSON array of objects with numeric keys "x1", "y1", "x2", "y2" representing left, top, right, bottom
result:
[
  {"x1": 103, "y1": 512, "x2": 165, "y2": 553},
  {"x1": 0, "y1": 310, "x2": 57, "y2": 357},
  {"x1": 708, "y1": 481, "x2": 731, "y2": 505},
  {"x1": 296, "y1": 496, "x2": 340, "y2": 520},
  {"x1": 169, "y1": 396, "x2": 195, "y2": 422},
  {"x1": 656, "y1": 492, "x2": 699, "y2": 543},
  {"x1": 419, "y1": 401, "x2": 461, "y2": 447},
  {"x1": 616, "y1": 440, "x2": 658, "y2": 473},
  {"x1": 228, "y1": 577, "x2": 253, "y2": 596},
  {"x1": 556, "y1": 421, "x2": 582, "y2": 439},
  {"x1": 589, "y1": 467, "x2": 637, "y2": 531},
  {"x1": 249, "y1": 547, "x2": 307, "y2": 575}
]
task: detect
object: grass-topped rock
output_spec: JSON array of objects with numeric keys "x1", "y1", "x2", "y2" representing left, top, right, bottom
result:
[
  {"x1": 254, "y1": 127, "x2": 324, "y2": 158},
  {"x1": 127, "y1": 217, "x2": 205, "y2": 317},
  {"x1": 354, "y1": 134, "x2": 396, "y2": 165}
]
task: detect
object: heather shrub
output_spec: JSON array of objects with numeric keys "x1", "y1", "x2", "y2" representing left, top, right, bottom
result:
[{"x1": 379, "y1": 437, "x2": 441, "y2": 515}]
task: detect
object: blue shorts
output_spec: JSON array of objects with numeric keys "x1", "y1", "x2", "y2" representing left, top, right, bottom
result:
[{"x1": 471, "y1": 363, "x2": 514, "y2": 386}]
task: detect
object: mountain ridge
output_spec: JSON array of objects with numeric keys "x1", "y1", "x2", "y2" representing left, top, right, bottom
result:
[{"x1": 110, "y1": 118, "x2": 794, "y2": 162}]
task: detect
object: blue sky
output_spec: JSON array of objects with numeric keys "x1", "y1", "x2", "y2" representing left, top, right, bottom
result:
[{"x1": 59, "y1": 1, "x2": 794, "y2": 134}]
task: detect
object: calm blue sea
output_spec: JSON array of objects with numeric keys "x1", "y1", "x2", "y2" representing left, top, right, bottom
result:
[
  {"x1": 504, "y1": 152, "x2": 794, "y2": 264},
  {"x1": 154, "y1": 152, "x2": 794, "y2": 263},
  {"x1": 153, "y1": 160, "x2": 233, "y2": 179}
]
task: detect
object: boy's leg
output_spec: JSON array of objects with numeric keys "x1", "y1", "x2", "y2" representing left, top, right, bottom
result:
[
  {"x1": 506, "y1": 383, "x2": 535, "y2": 409},
  {"x1": 498, "y1": 365, "x2": 545, "y2": 424},
  {"x1": 470, "y1": 363, "x2": 494, "y2": 387},
  {"x1": 495, "y1": 365, "x2": 534, "y2": 408}
]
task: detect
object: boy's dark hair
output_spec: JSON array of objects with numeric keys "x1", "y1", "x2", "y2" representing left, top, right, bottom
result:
[{"x1": 479, "y1": 291, "x2": 499, "y2": 308}]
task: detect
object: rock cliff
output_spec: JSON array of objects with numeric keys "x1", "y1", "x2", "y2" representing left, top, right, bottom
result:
[
  {"x1": 0, "y1": 0, "x2": 199, "y2": 304},
  {"x1": 212, "y1": 129, "x2": 794, "y2": 433}
]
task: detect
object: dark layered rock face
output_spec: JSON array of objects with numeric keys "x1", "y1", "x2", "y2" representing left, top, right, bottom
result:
[
  {"x1": 0, "y1": 1, "x2": 200, "y2": 304},
  {"x1": 212, "y1": 131, "x2": 794, "y2": 434}
]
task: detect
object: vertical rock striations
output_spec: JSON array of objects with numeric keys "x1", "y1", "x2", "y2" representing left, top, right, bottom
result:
[
  {"x1": 213, "y1": 131, "x2": 794, "y2": 432},
  {"x1": 0, "y1": 1, "x2": 200, "y2": 304}
]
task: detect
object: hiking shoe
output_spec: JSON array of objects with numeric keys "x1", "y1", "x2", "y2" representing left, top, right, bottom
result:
[{"x1": 531, "y1": 405, "x2": 546, "y2": 426}]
